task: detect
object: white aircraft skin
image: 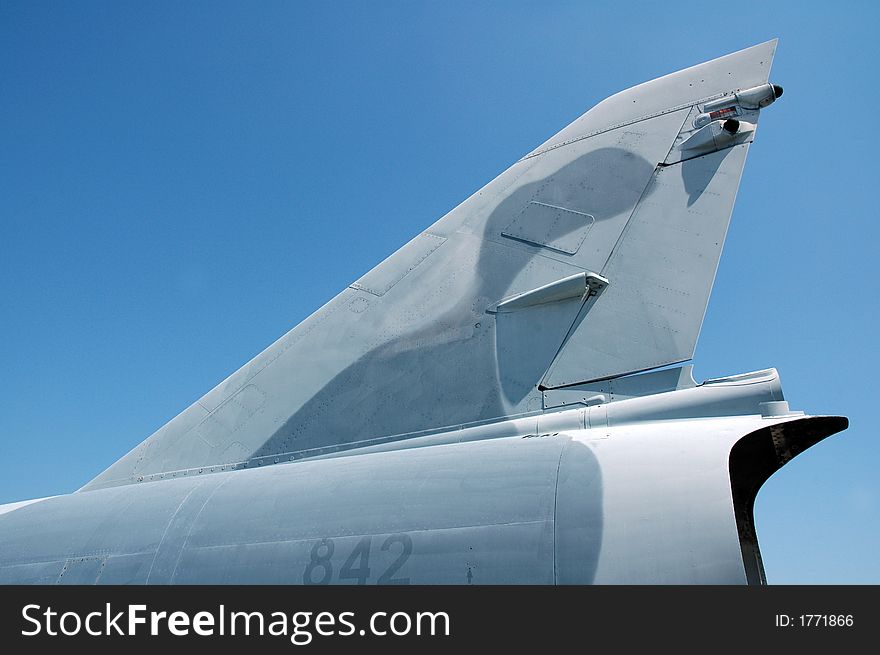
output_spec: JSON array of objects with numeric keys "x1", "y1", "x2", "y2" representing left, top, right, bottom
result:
[{"x1": 0, "y1": 40, "x2": 846, "y2": 584}]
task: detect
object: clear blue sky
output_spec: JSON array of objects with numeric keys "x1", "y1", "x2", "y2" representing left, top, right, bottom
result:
[{"x1": 1, "y1": 1, "x2": 876, "y2": 583}]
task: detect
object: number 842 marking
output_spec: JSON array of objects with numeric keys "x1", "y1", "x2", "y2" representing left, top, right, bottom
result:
[{"x1": 302, "y1": 534, "x2": 412, "y2": 585}]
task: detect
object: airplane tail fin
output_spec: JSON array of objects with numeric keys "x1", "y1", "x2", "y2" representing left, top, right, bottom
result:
[{"x1": 84, "y1": 41, "x2": 782, "y2": 491}]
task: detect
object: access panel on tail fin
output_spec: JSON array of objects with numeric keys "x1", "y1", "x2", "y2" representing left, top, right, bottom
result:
[{"x1": 84, "y1": 41, "x2": 780, "y2": 491}]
